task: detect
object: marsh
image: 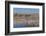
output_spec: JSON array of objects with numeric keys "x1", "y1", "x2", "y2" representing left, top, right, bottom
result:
[{"x1": 13, "y1": 8, "x2": 39, "y2": 28}]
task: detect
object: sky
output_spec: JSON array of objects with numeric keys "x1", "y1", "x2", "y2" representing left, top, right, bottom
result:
[{"x1": 13, "y1": 8, "x2": 39, "y2": 14}]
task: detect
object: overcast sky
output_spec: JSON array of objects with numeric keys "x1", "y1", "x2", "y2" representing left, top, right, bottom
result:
[{"x1": 13, "y1": 8, "x2": 39, "y2": 14}]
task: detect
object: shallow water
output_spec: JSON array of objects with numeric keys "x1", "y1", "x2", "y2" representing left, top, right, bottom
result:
[{"x1": 14, "y1": 23, "x2": 26, "y2": 28}]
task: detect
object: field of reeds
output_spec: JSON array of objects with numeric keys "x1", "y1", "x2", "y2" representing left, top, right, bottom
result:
[{"x1": 13, "y1": 13, "x2": 39, "y2": 28}]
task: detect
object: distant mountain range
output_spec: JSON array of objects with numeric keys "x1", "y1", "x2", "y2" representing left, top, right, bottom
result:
[{"x1": 14, "y1": 12, "x2": 39, "y2": 16}]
